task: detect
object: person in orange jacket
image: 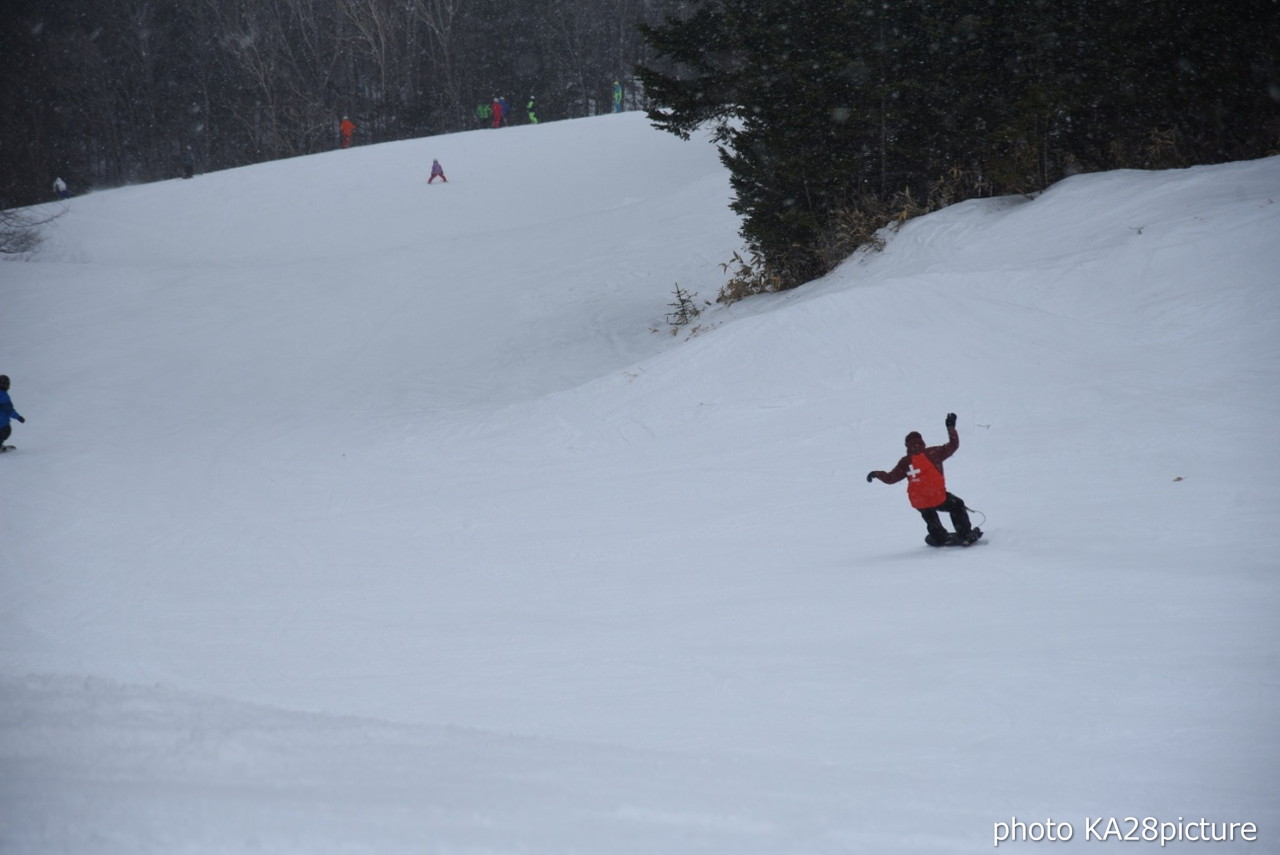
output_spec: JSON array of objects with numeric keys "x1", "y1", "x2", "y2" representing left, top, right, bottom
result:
[
  {"x1": 866, "y1": 412, "x2": 981, "y2": 546},
  {"x1": 339, "y1": 116, "x2": 356, "y2": 148}
]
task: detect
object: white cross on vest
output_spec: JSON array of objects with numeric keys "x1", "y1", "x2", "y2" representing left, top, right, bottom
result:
[{"x1": 906, "y1": 464, "x2": 921, "y2": 481}]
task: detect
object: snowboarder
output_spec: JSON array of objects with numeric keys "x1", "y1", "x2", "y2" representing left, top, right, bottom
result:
[
  {"x1": 475, "y1": 102, "x2": 492, "y2": 127},
  {"x1": 339, "y1": 116, "x2": 357, "y2": 148},
  {"x1": 866, "y1": 412, "x2": 981, "y2": 546},
  {"x1": 53, "y1": 176, "x2": 70, "y2": 199},
  {"x1": 428, "y1": 158, "x2": 447, "y2": 183},
  {"x1": 0, "y1": 375, "x2": 26, "y2": 452},
  {"x1": 526, "y1": 95, "x2": 538, "y2": 124},
  {"x1": 491, "y1": 97, "x2": 504, "y2": 128},
  {"x1": 612, "y1": 80, "x2": 623, "y2": 113},
  {"x1": 498, "y1": 97, "x2": 512, "y2": 125}
]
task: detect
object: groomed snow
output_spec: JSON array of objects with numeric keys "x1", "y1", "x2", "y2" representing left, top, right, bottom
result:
[{"x1": 2, "y1": 113, "x2": 1278, "y2": 853}]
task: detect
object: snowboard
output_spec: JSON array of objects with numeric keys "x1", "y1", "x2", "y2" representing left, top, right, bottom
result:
[{"x1": 925, "y1": 528, "x2": 983, "y2": 547}]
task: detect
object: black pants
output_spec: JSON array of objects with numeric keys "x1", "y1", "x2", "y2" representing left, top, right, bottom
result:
[
  {"x1": 918, "y1": 493, "x2": 972, "y2": 538},
  {"x1": 0, "y1": 425, "x2": 10, "y2": 445}
]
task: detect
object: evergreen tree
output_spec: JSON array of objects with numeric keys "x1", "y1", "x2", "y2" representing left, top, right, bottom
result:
[
  {"x1": 639, "y1": 0, "x2": 1280, "y2": 292},
  {"x1": 639, "y1": 0, "x2": 883, "y2": 287}
]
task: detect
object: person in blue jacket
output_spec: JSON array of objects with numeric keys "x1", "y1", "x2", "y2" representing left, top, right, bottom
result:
[{"x1": 0, "y1": 375, "x2": 25, "y2": 450}]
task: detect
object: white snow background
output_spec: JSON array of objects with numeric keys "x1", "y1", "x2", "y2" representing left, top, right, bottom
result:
[{"x1": 2, "y1": 112, "x2": 1278, "y2": 853}]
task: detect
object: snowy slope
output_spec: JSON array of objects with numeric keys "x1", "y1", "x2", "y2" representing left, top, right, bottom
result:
[{"x1": 2, "y1": 113, "x2": 1278, "y2": 854}]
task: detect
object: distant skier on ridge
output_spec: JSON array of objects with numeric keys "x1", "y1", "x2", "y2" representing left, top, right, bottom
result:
[
  {"x1": 339, "y1": 116, "x2": 357, "y2": 149},
  {"x1": 866, "y1": 412, "x2": 982, "y2": 546}
]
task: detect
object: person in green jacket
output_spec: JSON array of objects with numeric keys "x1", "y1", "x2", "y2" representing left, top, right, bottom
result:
[{"x1": 526, "y1": 95, "x2": 538, "y2": 124}]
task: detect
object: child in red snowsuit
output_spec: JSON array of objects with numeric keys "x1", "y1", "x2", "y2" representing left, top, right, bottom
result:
[
  {"x1": 339, "y1": 116, "x2": 356, "y2": 148},
  {"x1": 866, "y1": 412, "x2": 980, "y2": 545}
]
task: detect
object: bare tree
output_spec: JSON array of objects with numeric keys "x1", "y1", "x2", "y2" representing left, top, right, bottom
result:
[
  {"x1": 410, "y1": 0, "x2": 468, "y2": 128},
  {"x1": 0, "y1": 206, "x2": 65, "y2": 255}
]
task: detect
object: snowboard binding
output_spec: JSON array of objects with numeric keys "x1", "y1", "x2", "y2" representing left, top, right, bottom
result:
[{"x1": 925, "y1": 528, "x2": 983, "y2": 547}]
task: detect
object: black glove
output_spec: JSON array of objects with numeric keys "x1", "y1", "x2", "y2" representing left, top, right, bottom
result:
[
  {"x1": 866, "y1": 471, "x2": 878, "y2": 483},
  {"x1": 16, "y1": 416, "x2": 24, "y2": 423},
  {"x1": 945, "y1": 412, "x2": 957, "y2": 428}
]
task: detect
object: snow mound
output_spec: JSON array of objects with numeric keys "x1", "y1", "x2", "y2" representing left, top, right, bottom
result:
[{"x1": 3, "y1": 114, "x2": 1278, "y2": 853}]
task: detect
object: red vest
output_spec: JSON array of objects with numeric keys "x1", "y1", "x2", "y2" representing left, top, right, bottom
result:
[{"x1": 906, "y1": 453, "x2": 946, "y2": 509}]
